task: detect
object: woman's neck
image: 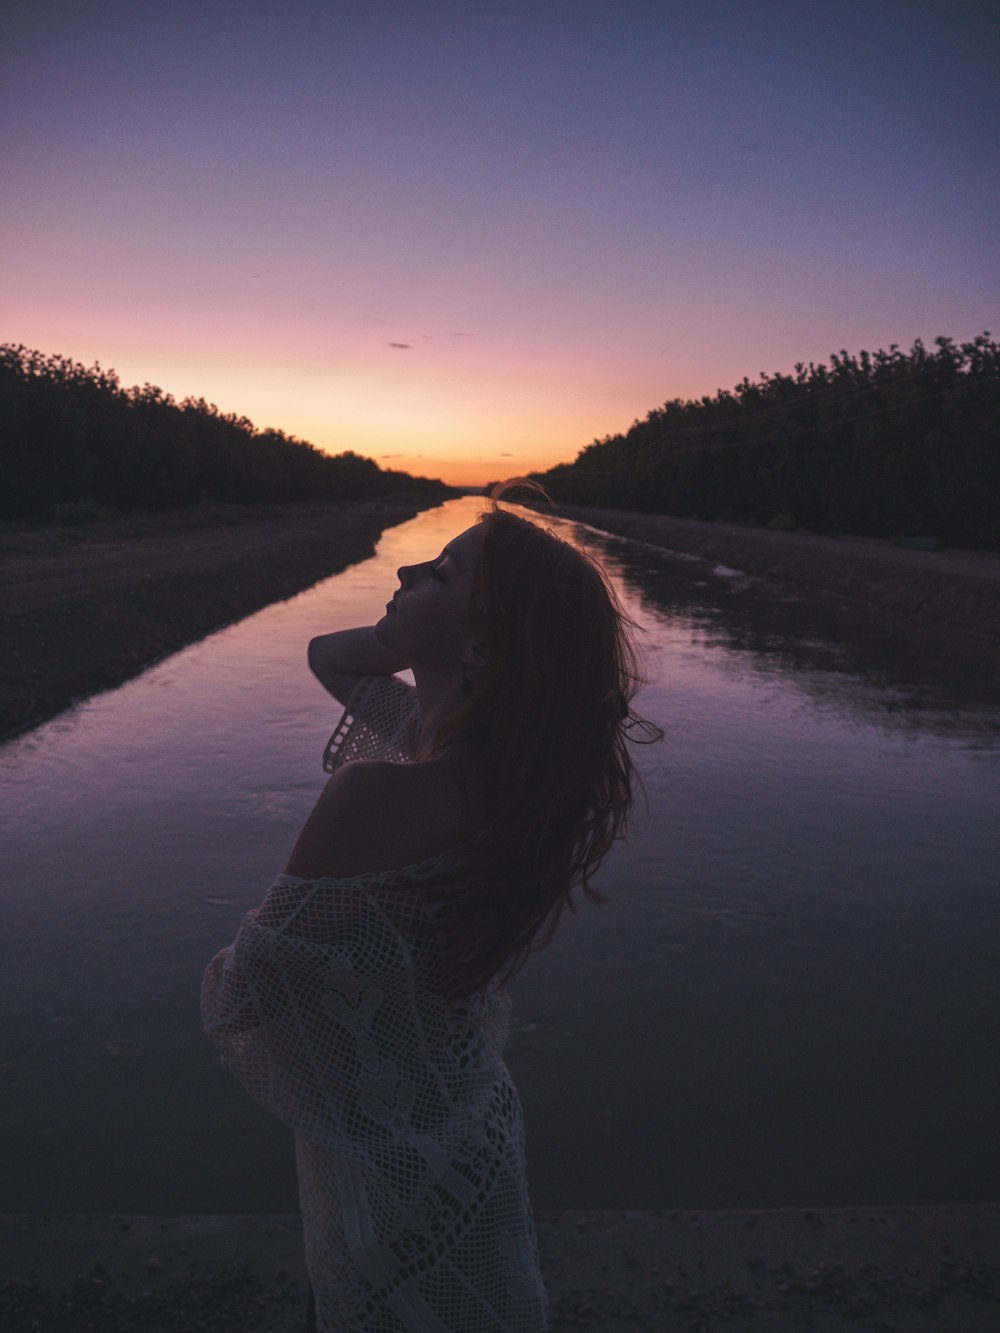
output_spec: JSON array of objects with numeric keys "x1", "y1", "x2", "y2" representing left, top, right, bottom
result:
[{"x1": 412, "y1": 667, "x2": 466, "y2": 759}]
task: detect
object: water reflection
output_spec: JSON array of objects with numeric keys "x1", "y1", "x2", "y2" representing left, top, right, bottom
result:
[
  {"x1": 2, "y1": 497, "x2": 998, "y2": 1213},
  {"x1": 571, "y1": 521, "x2": 1000, "y2": 747}
]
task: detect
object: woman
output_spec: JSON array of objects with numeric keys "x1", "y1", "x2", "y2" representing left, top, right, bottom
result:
[{"x1": 202, "y1": 484, "x2": 658, "y2": 1332}]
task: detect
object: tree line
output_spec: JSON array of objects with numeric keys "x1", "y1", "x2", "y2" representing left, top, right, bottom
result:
[
  {"x1": 531, "y1": 334, "x2": 1000, "y2": 551},
  {"x1": 0, "y1": 344, "x2": 450, "y2": 523}
]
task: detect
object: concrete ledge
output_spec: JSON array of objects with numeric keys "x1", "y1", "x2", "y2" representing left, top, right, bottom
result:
[{"x1": 3, "y1": 1206, "x2": 998, "y2": 1330}]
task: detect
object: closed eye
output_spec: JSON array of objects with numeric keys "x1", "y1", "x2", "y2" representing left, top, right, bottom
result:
[{"x1": 431, "y1": 560, "x2": 447, "y2": 582}]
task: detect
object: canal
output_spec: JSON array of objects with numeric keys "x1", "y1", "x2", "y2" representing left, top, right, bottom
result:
[{"x1": 2, "y1": 497, "x2": 998, "y2": 1211}]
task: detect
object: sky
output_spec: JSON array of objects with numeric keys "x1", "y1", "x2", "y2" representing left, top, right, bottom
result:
[{"x1": 3, "y1": 1, "x2": 997, "y2": 487}]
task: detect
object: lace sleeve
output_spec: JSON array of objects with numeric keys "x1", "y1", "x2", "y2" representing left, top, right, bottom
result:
[
  {"x1": 322, "y1": 674, "x2": 420, "y2": 771},
  {"x1": 200, "y1": 863, "x2": 499, "y2": 1148},
  {"x1": 200, "y1": 874, "x2": 396, "y2": 1137}
]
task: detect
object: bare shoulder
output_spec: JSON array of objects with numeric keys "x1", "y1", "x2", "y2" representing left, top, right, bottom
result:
[
  {"x1": 323, "y1": 759, "x2": 408, "y2": 816},
  {"x1": 283, "y1": 759, "x2": 474, "y2": 881}
]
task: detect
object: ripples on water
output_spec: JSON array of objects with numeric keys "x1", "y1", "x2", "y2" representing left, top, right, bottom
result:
[{"x1": 2, "y1": 498, "x2": 998, "y2": 1211}]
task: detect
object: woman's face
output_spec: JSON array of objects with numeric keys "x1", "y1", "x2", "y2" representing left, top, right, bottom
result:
[{"x1": 374, "y1": 523, "x2": 486, "y2": 673}]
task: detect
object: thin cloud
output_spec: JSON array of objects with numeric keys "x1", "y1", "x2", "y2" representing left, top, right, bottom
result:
[{"x1": 388, "y1": 342, "x2": 412, "y2": 350}]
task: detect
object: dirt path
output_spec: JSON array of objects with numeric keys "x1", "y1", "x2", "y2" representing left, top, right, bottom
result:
[{"x1": 0, "y1": 497, "x2": 440, "y2": 741}]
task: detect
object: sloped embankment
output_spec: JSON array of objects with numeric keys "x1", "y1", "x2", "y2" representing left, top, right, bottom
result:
[
  {"x1": 0, "y1": 496, "x2": 439, "y2": 740},
  {"x1": 558, "y1": 505, "x2": 1000, "y2": 640}
]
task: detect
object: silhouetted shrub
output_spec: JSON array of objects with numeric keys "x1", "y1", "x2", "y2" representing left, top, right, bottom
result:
[
  {"x1": 0, "y1": 345, "x2": 450, "y2": 522},
  {"x1": 533, "y1": 334, "x2": 1000, "y2": 550}
]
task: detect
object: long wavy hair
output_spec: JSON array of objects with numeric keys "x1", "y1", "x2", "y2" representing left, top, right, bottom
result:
[{"x1": 435, "y1": 481, "x2": 661, "y2": 999}]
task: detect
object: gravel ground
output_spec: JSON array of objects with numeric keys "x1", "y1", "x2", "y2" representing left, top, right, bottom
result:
[{"x1": 2, "y1": 1206, "x2": 998, "y2": 1331}]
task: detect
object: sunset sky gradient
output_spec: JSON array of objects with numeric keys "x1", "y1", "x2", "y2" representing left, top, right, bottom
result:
[{"x1": 3, "y1": 1, "x2": 997, "y2": 485}]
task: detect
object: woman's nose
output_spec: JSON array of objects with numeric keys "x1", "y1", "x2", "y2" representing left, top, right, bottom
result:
[{"x1": 397, "y1": 563, "x2": 415, "y2": 586}]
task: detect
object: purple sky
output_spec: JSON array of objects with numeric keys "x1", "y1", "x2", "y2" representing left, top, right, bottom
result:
[{"x1": 3, "y1": 1, "x2": 996, "y2": 483}]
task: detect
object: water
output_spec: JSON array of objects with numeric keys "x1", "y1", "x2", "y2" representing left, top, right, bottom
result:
[{"x1": 2, "y1": 498, "x2": 998, "y2": 1212}]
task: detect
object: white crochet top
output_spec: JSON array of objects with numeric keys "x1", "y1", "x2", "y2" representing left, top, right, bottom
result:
[{"x1": 201, "y1": 675, "x2": 547, "y2": 1332}]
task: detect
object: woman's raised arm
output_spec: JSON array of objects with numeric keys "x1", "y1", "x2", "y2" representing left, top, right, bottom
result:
[{"x1": 307, "y1": 626, "x2": 409, "y2": 706}]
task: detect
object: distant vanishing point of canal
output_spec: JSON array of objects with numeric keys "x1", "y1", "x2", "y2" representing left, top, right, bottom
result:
[{"x1": 1, "y1": 497, "x2": 998, "y2": 1212}]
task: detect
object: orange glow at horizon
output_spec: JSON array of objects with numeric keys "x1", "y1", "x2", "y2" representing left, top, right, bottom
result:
[
  {"x1": 6, "y1": 309, "x2": 715, "y2": 488},
  {"x1": 3, "y1": 7, "x2": 994, "y2": 497}
]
